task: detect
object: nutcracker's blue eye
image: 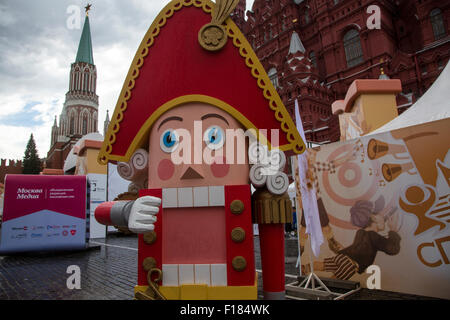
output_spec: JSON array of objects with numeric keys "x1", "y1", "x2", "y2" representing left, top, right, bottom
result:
[
  {"x1": 204, "y1": 126, "x2": 225, "y2": 150},
  {"x1": 160, "y1": 129, "x2": 179, "y2": 153}
]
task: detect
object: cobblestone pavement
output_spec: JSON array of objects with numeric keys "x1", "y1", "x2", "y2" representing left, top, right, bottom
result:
[
  {"x1": 0, "y1": 234, "x2": 137, "y2": 300},
  {"x1": 0, "y1": 233, "x2": 441, "y2": 300}
]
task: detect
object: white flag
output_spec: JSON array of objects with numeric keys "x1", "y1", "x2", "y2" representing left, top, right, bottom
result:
[{"x1": 294, "y1": 99, "x2": 323, "y2": 257}]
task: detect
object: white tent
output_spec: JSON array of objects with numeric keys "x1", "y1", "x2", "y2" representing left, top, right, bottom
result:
[
  {"x1": 370, "y1": 61, "x2": 450, "y2": 134},
  {"x1": 63, "y1": 132, "x2": 104, "y2": 173}
]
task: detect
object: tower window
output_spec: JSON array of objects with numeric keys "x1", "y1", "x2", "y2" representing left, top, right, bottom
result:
[
  {"x1": 84, "y1": 73, "x2": 89, "y2": 92},
  {"x1": 70, "y1": 116, "x2": 75, "y2": 135},
  {"x1": 343, "y1": 29, "x2": 364, "y2": 68},
  {"x1": 82, "y1": 115, "x2": 88, "y2": 135},
  {"x1": 430, "y1": 8, "x2": 447, "y2": 40}
]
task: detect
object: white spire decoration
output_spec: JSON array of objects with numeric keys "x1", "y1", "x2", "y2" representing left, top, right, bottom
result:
[{"x1": 289, "y1": 31, "x2": 306, "y2": 55}]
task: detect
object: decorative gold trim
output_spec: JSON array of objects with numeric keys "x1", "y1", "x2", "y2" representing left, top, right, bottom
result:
[{"x1": 98, "y1": 0, "x2": 305, "y2": 165}]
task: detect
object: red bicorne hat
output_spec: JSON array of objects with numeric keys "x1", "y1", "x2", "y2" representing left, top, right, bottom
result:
[{"x1": 98, "y1": 0, "x2": 306, "y2": 165}]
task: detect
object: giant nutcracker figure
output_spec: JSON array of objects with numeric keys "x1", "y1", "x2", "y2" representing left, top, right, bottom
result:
[{"x1": 95, "y1": 0, "x2": 305, "y2": 300}]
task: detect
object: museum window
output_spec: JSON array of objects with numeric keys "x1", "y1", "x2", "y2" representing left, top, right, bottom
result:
[
  {"x1": 343, "y1": 29, "x2": 364, "y2": 68},
  {"x1": 268, "y1": 68, "x2": 279, "y2": 88},
  {"x1": 421, "y1": 64, "x2": 427, "y2": 75},
  {"x1": 309, "y1": 51, "x2": 317, "y2": 68},
  {"x1": 430, "y1": 8, "x2": 447, "y2": 40}
]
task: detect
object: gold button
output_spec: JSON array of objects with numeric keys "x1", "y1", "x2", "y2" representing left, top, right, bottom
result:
[
  {"x1": 230, "y1": 200, "x2": 244, "y2": 215},
  {"x1": 142, "y1": 257, "x2": 157, "y2": 272},
  {"x1": 231, "y1": 227, "x2": 246, "y2": 243},
  {"x1": 232, "y1": 256, "x2": 247, "y2": 272},
  {"x1": 143, "y1": 231, "x2": 157, "y2": 245}
]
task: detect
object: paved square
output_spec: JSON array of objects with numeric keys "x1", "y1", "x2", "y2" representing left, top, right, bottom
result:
[{"x1": 0, "y1": 234, "x2": 437, "y2": 300}]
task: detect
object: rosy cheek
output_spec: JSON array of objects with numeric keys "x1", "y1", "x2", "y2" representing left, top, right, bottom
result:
[
  {"x1": 158, "y1": 159, "x2": 175, "y2": 181},
  {"x1": 211, "y1": 156, "x2": 229, "y2": 178}
]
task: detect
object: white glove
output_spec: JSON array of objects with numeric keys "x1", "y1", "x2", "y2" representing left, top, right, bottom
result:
[{"x1": 128, "y1": 196, "x2": 161, "y2": 233}]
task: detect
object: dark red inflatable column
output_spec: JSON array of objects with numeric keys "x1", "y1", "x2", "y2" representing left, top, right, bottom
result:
[{"x1": 258, "y1": 223, "x2": 286, "y2": 300}]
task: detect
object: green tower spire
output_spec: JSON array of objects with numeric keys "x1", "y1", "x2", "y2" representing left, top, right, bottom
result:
[{"x1": 75, "y1": 14, "x2": 94, "y2": 65}]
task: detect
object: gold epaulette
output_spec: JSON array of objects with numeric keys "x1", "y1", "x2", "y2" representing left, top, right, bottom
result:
[{"x1": 251, "y1": 188, "x2": 293, "y2": 224}]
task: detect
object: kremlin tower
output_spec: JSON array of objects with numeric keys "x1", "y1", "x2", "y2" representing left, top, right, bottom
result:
[{"x1": 46, "y1": 5, "x2": 101, "y2": 170}]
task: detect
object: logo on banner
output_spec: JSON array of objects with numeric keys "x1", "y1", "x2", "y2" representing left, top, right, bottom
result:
[
  {"x1": 62, "y1": 230, "x2": 69, "y2": 237},
  {"x1": 46, "y1": 232, "x2": 60, "y2": 238},
  {"x1": 31, "y1": 233, "x2": 43, "y2": 239},
  {"x1": 16, "y1": 188, "x2": 43, "y2": 200},
  {"x1": 12, "y1": 226, "x2": 28, "y2": 231},
  {"x1": 11, "y1": 233, "x2": 27, "y2": 240},
  {"x1": 70, "y1": 230, "x2": 77, "y2": 236}
]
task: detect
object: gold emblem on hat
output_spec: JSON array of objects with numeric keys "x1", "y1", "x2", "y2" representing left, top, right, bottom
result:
[{"x1": 198, "y1": 0, "x2": 240, "y2": 51}]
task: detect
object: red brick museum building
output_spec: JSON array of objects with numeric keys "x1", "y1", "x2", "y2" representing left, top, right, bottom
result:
[{"x1": 232, "y1": 0, "x2": 450, "y2": 144}]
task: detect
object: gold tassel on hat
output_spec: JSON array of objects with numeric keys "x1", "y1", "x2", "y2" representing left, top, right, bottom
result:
[{"x1": 198, "y1": 0, "x2": 240, "y2": 51}]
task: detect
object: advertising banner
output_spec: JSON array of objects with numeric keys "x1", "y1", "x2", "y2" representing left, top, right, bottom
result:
[
  {"x1": 87, "y1": 173, "x2": 107, "y2": 238},
  {"x1": 0, "y1": 175, "x2": 87, "y2": 253},
  {"x1": 298, "y1": 118, "x2": 450, "y2": 299}
]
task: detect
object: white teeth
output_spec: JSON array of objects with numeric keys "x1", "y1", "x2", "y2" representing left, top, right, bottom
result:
[
  {"x1": 178, "y1": 187, "x2": 193, "y2": 207},
  {"x1": 162, "y1": 186, "x2": 225, "y2": 208},
  {"x1": 162, "y1": 188, "x2": 177, "y2": 208},
  {"x1": 162, "y1": 264, "x2": 227, "y2": 286}
]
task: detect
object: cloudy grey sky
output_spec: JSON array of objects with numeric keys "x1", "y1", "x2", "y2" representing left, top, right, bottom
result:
[{"x1": 0, "y1": 0, "x2": 255, "y2": 161}]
